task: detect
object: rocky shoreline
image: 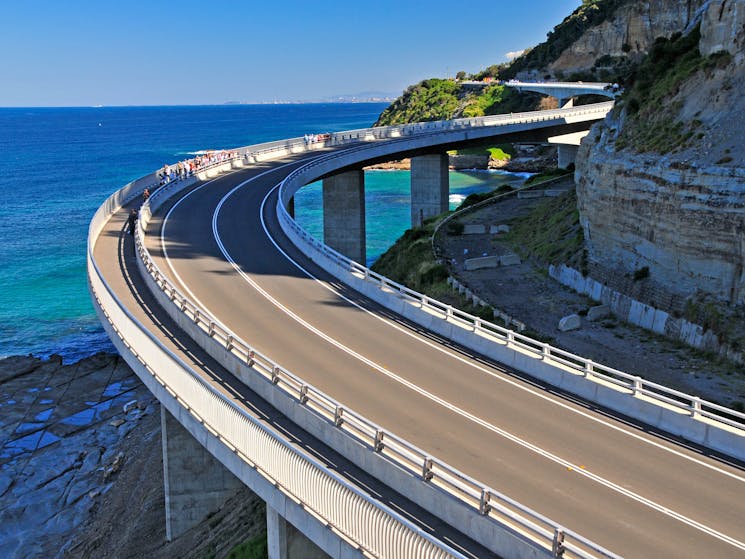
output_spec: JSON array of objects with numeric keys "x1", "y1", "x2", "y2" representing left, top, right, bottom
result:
[
  {"x1": 363, "y1": 145, "x2": 557, "y2": 173},
  {"x1": 0, "y1": 353, "x2": 263, "y2": 559}
]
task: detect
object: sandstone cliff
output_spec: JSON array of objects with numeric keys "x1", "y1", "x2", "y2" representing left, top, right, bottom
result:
[
  {"x1": 548, "y1": 0, "x2": 708, "y2": 75},
  {"x1": 575, "y1": 0, "x2": 744, "y2": 339}
]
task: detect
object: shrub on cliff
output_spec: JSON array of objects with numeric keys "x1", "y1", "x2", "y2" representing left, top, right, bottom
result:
[
  {"x1": 375, "y1": 79, "x2": 461, "y2": 125},
  {"x1": 613, "y1": 25, "x2": 723, "y2": 154}
]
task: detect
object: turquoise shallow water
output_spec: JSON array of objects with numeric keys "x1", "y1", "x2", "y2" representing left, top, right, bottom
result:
[
  {"x1": 0, "y1": 105, "x2": 528, "y2": 361},
  {"x1": 294, "y1": 169, "x2": 530, "y2": 266}
]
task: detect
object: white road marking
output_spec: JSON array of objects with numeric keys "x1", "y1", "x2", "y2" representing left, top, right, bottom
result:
[{"x1": 157, "y1": 157, "x2": 745, "y2": 552}]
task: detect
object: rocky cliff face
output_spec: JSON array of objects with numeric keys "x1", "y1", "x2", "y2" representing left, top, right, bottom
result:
[
  {"x1": 576, "y1": 0, "x2": 745, "y2": 310},
  {"x1": 549, "y1": 0, "x2": 708, "y2": 74}
]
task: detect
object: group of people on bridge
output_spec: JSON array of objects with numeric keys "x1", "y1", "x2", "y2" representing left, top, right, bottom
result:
[
  {"x1": 303, "y1": 133, "x2": 330, "y2": 145},
  {"x1": 156, "y1": 149, "x2": 240, "y2": 186}
]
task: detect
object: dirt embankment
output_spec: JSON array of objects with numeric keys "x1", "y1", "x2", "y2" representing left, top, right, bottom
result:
[{"x1": 437, "y1": 181, "x2": 745, "y2": 409}]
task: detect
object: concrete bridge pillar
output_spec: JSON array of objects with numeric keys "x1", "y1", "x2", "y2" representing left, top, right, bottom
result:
[
  {"x1": 267, "y1": 504, "x2": 329, "y2": 559},
  {"x1": 161, "y1": 407, "x2": 244, "y2": 541},
  {"x1": 410, "y1": 153, "x2": 449, "y2": 227},
  {"x1": 557, "y1": 144, "x2": 579, "y2": 169},
  {"x1": 557, "y1": 97, "x2": 574, "y2": 109},
  {"x1": 322, "y1": 170, "x2": 366, "y2": 263}
]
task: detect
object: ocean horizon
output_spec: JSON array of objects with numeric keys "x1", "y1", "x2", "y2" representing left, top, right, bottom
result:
[{"x1": 0, "y1": 104, "x2": 529, "y2": 362}]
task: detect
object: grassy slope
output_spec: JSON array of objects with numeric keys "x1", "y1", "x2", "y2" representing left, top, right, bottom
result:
[
  {"x1": 504, "y1": 190, "x2": 585, "y2": 269},
  {"x1": 375, "y1": 82, "x2": 542, "y2": 126},
  {"x1": 370, "y1": 216, "x2": 496, "y2": 321},
  {"x1": 614, "y1": 26, "x2": 732, "y2": 153}
]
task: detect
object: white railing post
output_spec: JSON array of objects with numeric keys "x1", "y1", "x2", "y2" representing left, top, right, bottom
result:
[
  {"x1": 584, "y1": 360, "x2": 593, "y2": 377},
  {"x1": 542, "y1": 343, "x2": 550, "y2": 360},
  {"x1": 691, "y1": 397, "x2": 702, "y2": 418},
  {"x1": 633, "y1": 376, "x2": 643, "y2": 396}
]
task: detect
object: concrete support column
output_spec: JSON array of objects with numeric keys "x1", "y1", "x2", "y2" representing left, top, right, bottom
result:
[
  {"x1": 267, "y1": 504, "x2": 329, "y2": 559},
  {"x1": 557, "y1": 97, "x2": 574, "y2": 109},
  {"x1": 410, "y1": 153, "x2": 449, "y2": 228},
  {"x1": 322, "y1": 170, "x2": 365, "y2": 263},
  {"x1": 161, "y1": 407, "x2": 244, "y2": 541},
  {"x1": 557, "y1": 144, "x2": 579, "y2": 169}
]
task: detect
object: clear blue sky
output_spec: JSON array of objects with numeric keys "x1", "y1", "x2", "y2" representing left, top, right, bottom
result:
[{"x1": 1, "y1": 0, "x2": 582, "y2": 106}]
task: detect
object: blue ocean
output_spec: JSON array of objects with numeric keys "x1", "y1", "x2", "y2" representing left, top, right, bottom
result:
[{"x1": 0, "y1": 104, "x2": 529, "y2": 362}]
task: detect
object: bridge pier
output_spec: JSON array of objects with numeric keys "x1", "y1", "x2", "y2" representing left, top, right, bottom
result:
[
  {"x1": 322, "y1": 170, "x2": 366, "y2": 263},
  {"x1": 411, "y1": 153, "x2": 449, "y2": 227},
  {"x1": 557, "y1": 144, "x2": 579, "y2": 169},
  {"x1": 557, "y1": 97, "x2": 574, "y2": 109},
  {"x1": 267, "y1": 504, "x2": 329, "y2": 559},
  {"x1": 161, "y1": 407, "x2": 244, "y2": 541}
]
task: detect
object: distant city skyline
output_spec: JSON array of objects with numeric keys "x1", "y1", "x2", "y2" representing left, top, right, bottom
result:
[{"x1": 1, "y1": 0, "x2": 582, "y2": 107}]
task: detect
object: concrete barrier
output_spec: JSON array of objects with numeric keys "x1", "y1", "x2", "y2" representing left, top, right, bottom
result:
[
  {"x1": 463, "y1": 224, "x2": 486, "y2": 235},
  {"x1": 499, "y1": 254, "x2": 521, "y2": 266},
  {"x1": 465, "y1": 256, "x2": 499, "y2": 270}
]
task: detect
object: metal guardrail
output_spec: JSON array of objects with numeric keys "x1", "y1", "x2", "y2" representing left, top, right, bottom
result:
[
  {"x1": 88, "y1": 166, "x2": 466, "y2": 559},
  {"x1": 276, "y1": 123, "x2": 745, "y2": 435},
  {"x1": 132, "y1": 105, "x2": 623, "y2": 559}
]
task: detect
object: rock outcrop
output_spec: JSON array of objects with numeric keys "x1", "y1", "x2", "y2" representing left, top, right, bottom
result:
[
  {"x1": 699, "y1": 0, "x2": 745, "y2": 56},
  {"x1": 0, "y1": 353, "x2": 264, "y2": 558},
  {"x1": 576, "y1": 0, "x2": 745, "y2": 306},
  {"x1": 549, "y1": 0, "x2": 708, "y2": 74}
]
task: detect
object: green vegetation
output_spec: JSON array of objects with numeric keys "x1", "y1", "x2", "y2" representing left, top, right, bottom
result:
[
  {"x1": 226, "y1": 533, "x2": 268, "y2": 559},
  {"x1": 375, "y1": 81, "x2": 544, "y2": 126},
  {"x1": 614, "y1": 26, "x2": 732, "y2": 154},
  {"x1": 372, "y1": 217, "x2": 446, "y2": 292},
  {"x1": 371, "y1": 216, "x2": 495, "y2": 321},
  {"x1": 632, "y1": 266, "x2": 650, "y2": 281},
  {"x1": 455, "y1": 185, "x2": 513, "y2": 211},
  {"x1": 504, "y1": 190, "x2": 585, "y2": 268},
  {"x1": 375, "y1": 79, "x2": 460, "y2": 125},
  {"x1": 683, "y1": 297, "x2": 745, "y2": 350},
  {"x1": 448, "y1": 143, "x2": 515, "y2": 160},
  {"x1": 487, "y1": 146, "x2": 512, "y2": 160}
]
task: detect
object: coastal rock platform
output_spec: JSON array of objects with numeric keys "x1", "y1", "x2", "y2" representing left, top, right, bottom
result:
[{"x1": 0, "y1": 353, "x2": 264, "y2": 558}]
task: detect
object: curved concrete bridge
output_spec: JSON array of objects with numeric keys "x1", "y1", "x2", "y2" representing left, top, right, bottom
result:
[{"x1": 88, "y1": 100, "x2": 745, "y2": 559}]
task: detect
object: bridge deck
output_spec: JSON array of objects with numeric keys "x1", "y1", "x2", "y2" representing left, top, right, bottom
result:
[
  {"x1": 92, "y1": 167, "x2": 497, "y2": 559},
  {"x1": 100, "y1": 148, "x2": 745, "y2": 558}
]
